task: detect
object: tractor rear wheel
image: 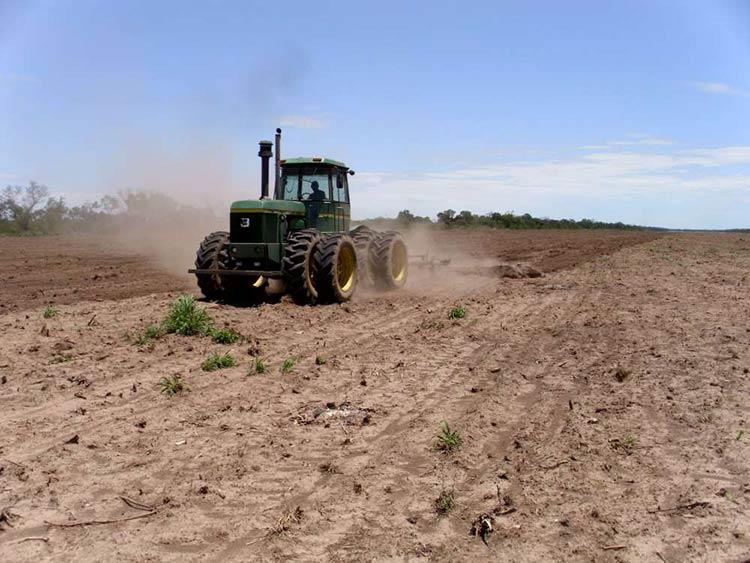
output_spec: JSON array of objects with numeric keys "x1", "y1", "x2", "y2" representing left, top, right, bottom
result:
[
  {"x1": 369, "y1": 231, "x2": 408, "y2": 290},
  {"x1": 315, "y1": 233, "x2": 358, "y2": 303},
  {"x1": 350, "y1": 225, "x2": 376, "y2": 287},
  {"x1": 194, "y1": 231, "x2": 229, "y2": 300},
  {"x1": 282, "y1": 229, "x2": 322, "y2": 304}
]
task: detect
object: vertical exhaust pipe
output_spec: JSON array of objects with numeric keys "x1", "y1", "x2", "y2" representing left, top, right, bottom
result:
[
  {"x1": 274, "y1": 128, "x2": 281, "y2": 198},
  {"x1": 258, "y1": 140, "x2": 273, "y2": 199}
]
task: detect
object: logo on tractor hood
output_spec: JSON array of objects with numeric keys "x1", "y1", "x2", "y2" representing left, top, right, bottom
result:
[{"x1": 240, "y1": 218, "x2": 250, "y2": 228}]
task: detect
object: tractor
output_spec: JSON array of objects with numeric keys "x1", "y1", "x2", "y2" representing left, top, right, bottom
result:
[{"x1": 189, "y1": 129, "x2": 408, "y2": 304}]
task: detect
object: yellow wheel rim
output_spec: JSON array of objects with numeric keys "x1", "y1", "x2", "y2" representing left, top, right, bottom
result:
[
  {"x1": 391, "y1": 241, "x2": 407, "y2": 282},
  {"x1": 337, "y1": 244, "x2": 356, "y2": 293}
]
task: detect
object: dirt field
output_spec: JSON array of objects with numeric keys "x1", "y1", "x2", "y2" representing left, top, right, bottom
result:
[{"x1": 1, "y1": 230, "x2": 749, "y2": 561}]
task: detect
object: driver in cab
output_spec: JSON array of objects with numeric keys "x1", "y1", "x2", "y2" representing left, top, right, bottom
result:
[{"x1": 306, "y1": 180, "x2": 326, "y2": 227}]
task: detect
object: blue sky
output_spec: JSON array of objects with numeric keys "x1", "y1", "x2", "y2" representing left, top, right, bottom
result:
[{"x1": 2, "y1": 0, "x2": 750, "y2": 228}]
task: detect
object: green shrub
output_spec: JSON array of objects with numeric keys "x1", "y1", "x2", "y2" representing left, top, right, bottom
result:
[
  {"x1": 201, "y1": 352, "x2": 236, "y2": 372},
  {"x1": 162, "y1": 295, "x2": 211, "y2": 336}
]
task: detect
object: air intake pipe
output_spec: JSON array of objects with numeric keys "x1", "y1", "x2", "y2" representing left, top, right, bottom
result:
[
  {"x1": 274, "y1": 128, "x2": 281, "y2": 198},
  {"x1": 258, "y1": 140, "x2": 273, "y2": 199}
]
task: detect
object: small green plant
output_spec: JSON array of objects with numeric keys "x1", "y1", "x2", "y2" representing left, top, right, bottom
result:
[
  {"x1": 281, "y1": 356, "x2": 296, "y2": 373},
  {"x1": 448, "y1": 306, "x2": 466, "y2": 320},
  {"x1": 251, "y1": 357, "x2": 268, "y2": 375},
  {"x1": 435, "y1": 489, "x2": 455, "y2": 516},
  {"x1": 43, "y1": 306, "x2": 58, "y2": 319},
  {"x1": 315, "y1": 355, "x2": 327, "y2": 366},
  {"x1": 435, "y1": 421, "x2": 462, "y2": 452},
  {"x1": 210, "y1": 327, "x2": 241, "y2": 344},
  {"x1": 50, "y1": 354, "x2": 72, "y2": 364},
  {"x1": 159, "y1": 374, "x2": 189, "y2": 396},
  {"x1": 737, "y1": 429, "x2": 745, "y2": 441},
  {"x1": 622, "y1": 434, "x2": 637, "y2": 449},
  {"x1": 201, "y1": 352, "x2": 236, "y2": 372},
  {"x1": 163, "y1": 295, "x2": 211, "y2": 336},
  {"x1": 133, "y1": 324, "x2": 163, "y2": 347}
]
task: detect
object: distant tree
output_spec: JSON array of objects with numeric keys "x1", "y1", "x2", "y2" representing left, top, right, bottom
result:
[
  {"x1": 437, "y1": 209, "x2": 456, "y2": 226},
  {"x1": 0, "y1": 181, "x2": 50, "y2": 231}
]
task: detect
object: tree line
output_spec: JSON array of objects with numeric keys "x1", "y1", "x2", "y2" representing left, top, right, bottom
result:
[
  {"x1": 2, "y1": 181, "x2": 652, "y2": 234},
  {"x1": 0, "y1": 182, "x2": 214, "y2": 234},
  {"x1": 367, "y1": 209, "x2": 652, "y2": 230}
]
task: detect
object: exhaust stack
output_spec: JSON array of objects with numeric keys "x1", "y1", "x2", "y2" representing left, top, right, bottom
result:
[
  {"x1": 258, "y1": 139, "x2": 273, "y2": 199},
  {"x1": 274, "y1": 128, "x2": 281, "y2": 197}
]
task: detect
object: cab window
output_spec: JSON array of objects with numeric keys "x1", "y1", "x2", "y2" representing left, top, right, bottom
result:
[
  {"x1": 332, "y1": 170, "x2": 349, "y2": 203},
  {"x1": 281, "y1": 173, "x2": 299, "y2": 200},
  {"x1": 300, "y1": 173, "x2": 330, "y2": 201}
]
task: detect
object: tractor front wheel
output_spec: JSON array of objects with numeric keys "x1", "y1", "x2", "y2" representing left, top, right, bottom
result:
[
  {"x1": 194, "y1": 231, "x2": 229, "y2": 300},
  {"x1": 282, "y1": 229, "x2": 322, "y2": 304},
  {"x1": 315, "y1": 233, "x2": 358, "y2": 303},
  {"x1": 369, "y1": 231, "x2": 408, "y2": 290}
]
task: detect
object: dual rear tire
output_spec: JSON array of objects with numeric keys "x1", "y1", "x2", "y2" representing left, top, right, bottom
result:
[{"x1": 282, "y1": 230, "x2": 358, "y2": 304}]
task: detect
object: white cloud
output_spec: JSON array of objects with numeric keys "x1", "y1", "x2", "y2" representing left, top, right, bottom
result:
[
  {"x1": 279, "y1": 115, "x2": 327, "y2": 129},
  {"x1": 693, "y1": 81, "x2": 749, "y2": 97},
  {"x1": 352, "y1": 143, "x2": 750, "y2": 220}
]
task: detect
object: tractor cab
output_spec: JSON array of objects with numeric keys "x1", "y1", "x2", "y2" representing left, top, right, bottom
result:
[{"x1": 276, "y1": 157, "x2": 352, "y2": 232}]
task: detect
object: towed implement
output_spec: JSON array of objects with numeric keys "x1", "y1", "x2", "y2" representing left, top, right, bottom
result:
[{"x1": 189, "y1": 129, "x2": 408, "y2": 304}]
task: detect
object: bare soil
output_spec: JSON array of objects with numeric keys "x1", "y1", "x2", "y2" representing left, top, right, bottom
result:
[{"x1": 1, "y1": 230, "x2": 749, "y2": 562}]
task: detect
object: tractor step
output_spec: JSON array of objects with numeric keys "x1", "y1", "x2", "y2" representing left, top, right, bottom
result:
[{"x1": 189, "y1": 268, "x2": 282, "y2": 278}]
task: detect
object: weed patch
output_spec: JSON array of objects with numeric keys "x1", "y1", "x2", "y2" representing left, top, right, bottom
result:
[
  {"x1": 43, "y1": 306, "x2": 58, "y2": 319},
  {"x1": 448, "y1": 306, "x2": 466, "y2": 320},
  {"x1": 435, "y1": 489, "x2": 455, "y2": 516},
  {"x1": 163, "y1": 295, "x2": 211, "y2": 336},
  {"x1": 281, "y1": 356, "x2": 296, "y2": 374},
  {"x1": 159, "y1": 375, "x2": 189, "y2": 396},
  {"x1": 201, "y1": 352, "x2": 236, "y2": 372},
  {"x1": 435, "y1": 421, "x2": 462, "y2": 452},
  {"x1": 251, "y1": 357, "x2": 268, "y2": 375},
  {"x1": 210, "y1": 327, "x2": 241, "y2": 344},
  {"x1": 133, "y1": 324, "x2": 163, "y2": 347}
]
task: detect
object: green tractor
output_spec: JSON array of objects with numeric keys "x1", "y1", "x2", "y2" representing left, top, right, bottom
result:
[{"x1": 189, "y1": 129, "x2": 408, "y2": 304}]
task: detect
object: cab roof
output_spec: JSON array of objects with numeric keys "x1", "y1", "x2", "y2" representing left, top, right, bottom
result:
[{"x1": 281, "y1": 157, "x2": 348, "y2": 169}]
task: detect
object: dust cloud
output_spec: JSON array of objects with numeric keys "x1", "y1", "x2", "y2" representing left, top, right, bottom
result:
[{"x1": 93, "y1": 140, "x2": 254, "y2": 280}]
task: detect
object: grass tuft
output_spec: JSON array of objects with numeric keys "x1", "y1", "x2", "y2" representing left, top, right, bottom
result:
[
  {"x1": 435, "y1": 489, "x2": 455, "y2": 516},
  {"x1": 133, "y1": 324, "x2": 163, "y2": 347},
  {"x1": 209, "y1": 327, "x2": 241, "y2": 344},
  {"x1": 159, "y1": 375, "x2": 189, "y2": 396},
  {"x1": 163, "y1": 295, "x2": 211, "y2": 336},
  {"x1": 43, "y1": 306, "x2": 58, "y2": 319},
  {"x1": 201, "y1": 352, "x2": 236, "y2": 372},
  {"x1": 435, "y1": 421, "x2": 462, "y2": 452},
  {"x1": 281, "y1": 356, "x2": 296, "y2": 374},
  {"x1": 448, "y1": 306, "x2": 466, "y2": 320},
  {"x1": 251, "y1": 357, "x2": 268, "y2": 375}
]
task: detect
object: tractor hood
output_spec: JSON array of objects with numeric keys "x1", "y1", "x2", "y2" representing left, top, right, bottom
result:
[{"x1": 230, "y1": 199, "x2": 305, "y2": 215}]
